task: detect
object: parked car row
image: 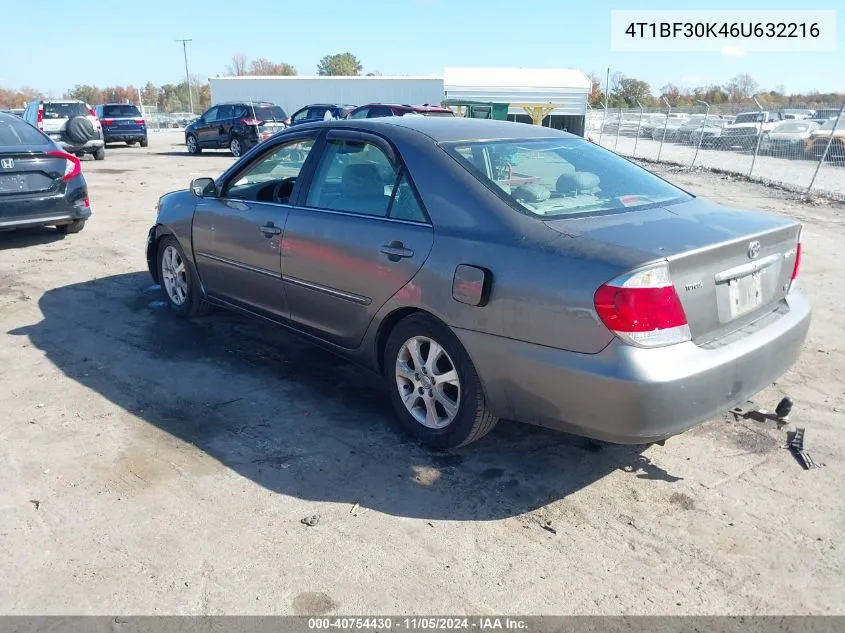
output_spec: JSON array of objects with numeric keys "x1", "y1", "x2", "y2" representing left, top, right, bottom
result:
[
  {"x1": 183, "y1": 101, "x2": 455, "y2": 156},
  {"x1": 596, "y1": 108, "x2": 843, "y2": 162}
]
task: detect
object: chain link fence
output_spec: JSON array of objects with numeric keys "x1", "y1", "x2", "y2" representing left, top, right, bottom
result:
[{"x1": 588, "y1": 101, "x2": 845, "y2": 197}]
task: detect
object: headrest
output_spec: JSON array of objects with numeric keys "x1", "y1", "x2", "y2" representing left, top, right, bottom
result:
[{"x1": 342, "y1": 163, "x2": 384, "y2": 198}]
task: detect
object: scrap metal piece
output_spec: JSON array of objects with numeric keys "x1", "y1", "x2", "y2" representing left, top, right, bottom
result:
[{"x1": 788, "y1": 427, "x2": 821, "y2": 470}]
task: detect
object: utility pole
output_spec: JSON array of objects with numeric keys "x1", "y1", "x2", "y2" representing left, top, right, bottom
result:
[
  {"x1": 604, "y1": 67, "x2": 610, "y2": 110},
  {"x1": 175, "y1": 38, "x2": 194, "y2": 114}
]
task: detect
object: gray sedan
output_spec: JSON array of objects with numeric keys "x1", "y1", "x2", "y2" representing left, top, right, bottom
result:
[{"x1": 146, "y1": 117, "x2": 810, "y2": 448}]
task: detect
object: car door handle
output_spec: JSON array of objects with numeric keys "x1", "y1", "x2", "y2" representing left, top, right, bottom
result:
[
  {"x1": 259, "y1": 223, "x2": 282, "y2": 236},
  {"x1": 380, "y1": 242, "x2": 414, "y2": 261}
]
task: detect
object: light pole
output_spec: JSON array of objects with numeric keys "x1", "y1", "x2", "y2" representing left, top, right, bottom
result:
[{"x1": 175, "y1": 38, "x2": 194, "y2": 113}]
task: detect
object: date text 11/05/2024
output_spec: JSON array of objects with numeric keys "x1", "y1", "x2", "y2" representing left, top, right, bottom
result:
[
  {"x1": 624, "y1": 22, "x2": 820, "y2": 39},
  {"x1": 308, "y1": 617, "x2": 528, "y2": 630}
]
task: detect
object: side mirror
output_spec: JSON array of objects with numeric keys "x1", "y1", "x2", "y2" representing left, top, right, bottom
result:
[{"x1": 191, "y1": 177, "x2": 217, "y2": 197}]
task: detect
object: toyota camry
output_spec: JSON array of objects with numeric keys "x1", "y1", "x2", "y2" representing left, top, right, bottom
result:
[{"x1": 146, "y1": 117, "x2": 810, "y2": 448}]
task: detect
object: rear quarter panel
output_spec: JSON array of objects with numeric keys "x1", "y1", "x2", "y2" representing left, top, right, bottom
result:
[{"x1": 372, "y1": 131, "x2": 652, "y2": 356}]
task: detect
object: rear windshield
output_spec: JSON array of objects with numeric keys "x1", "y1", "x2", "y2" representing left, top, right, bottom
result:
[
  {"x1": 444, "y1": 137, "x2": 691, "y2": 218},
  {"x1": 44, "y1": 102, "x2": 89, "y2": 119},
  {"x1": 0, "y1": 114, "x2": 49, "y2": 146},
  {"x1": 103, "y1": 105, "x2": 142, "y2": 118},
  {"x1": 252, "y1": 105, "x2": 287, "y2": 121}
]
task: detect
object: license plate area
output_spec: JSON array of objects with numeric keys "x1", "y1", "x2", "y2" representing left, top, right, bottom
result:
[
  {"x1": 728, "y1": 272, "x2": 763, "y2": 319},
  {"x1": 0, "y1": 174, "x2": 28, "y2": 193}
]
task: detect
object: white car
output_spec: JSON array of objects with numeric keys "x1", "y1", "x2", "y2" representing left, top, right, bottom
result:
[{"x1": 22, "y1": 100, "x2": 105, "y2": 160}]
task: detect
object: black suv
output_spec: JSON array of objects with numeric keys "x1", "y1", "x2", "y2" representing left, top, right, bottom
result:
[{"x1": 184, "y1": 102, "x2": 288, "y2": 157}]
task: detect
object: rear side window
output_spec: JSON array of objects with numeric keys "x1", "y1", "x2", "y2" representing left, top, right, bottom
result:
[
  {"x1": 0, "y1": 114, "x2": 49, "y2": 145},
  {"x1": 103, "y1": 105, "x2": 142, "y2": 118},
  {"x1": 44, "y1": 102, "x2": 88, "y2": 119}
]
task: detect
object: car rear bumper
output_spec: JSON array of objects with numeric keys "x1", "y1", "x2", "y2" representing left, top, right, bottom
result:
[
  {"x1": 55, "y1": 138, "x2": 104, "y2": 153},
  {"x1": 455, "y1": 293, "x2": 811, "y2": 444},
  {"x1": 0, "y1": 193, "x2": 91, "y2": 230},
  {"x1": 103, "y1": 128, "x2": 147, "y2": 142}
]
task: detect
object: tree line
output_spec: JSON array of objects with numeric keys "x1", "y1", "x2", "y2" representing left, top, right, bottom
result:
[
  {"x1": 223, "y1": 52, "x2": 374, "y2": 77},
  {"x1": 587, "y1": 71, "x2": 844, "y2": 109}
]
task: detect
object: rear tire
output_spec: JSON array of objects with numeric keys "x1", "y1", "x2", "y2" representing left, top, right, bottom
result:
[
  {"x1": 384, "y1": 313, "x2": 498, "y2": 449},
  {"x1": 140, "y1": 137, "x2": 148, "y2": 148},
  {"x1": 157, "y1": 236, "x2": 210, "y2": 318},
  {"x1": 93, "y1": 147, "x2": 105, "y2": 161},
  {"x1": 57, "y1": 220, "x2": 86, "y2": 235},
  {"x1": 229, "y1": 136, "x2": 243, "y2": 158}
]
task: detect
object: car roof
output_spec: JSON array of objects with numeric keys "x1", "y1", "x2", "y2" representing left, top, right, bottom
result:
[
  {"x1": 296, "y1": 116, "x2": 575, "y2": 143},
  {"x1": 101, "y1": 102, "x2": 140, "y2": 106},
  {"x1": 218, "y1": 101, "x2": 275, "y2": 106}
]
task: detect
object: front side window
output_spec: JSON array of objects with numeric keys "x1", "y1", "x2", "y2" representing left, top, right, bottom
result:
[
  {"x1": 348, "y1": 108, "x2": 369, "y2": 119},
  {"x1": 443, "y1": 137, "x2": 692, "y2": 218},
  {"x1": 225, "y1": 138, "x2": 315, "y2": 203},
  {"x1": 292, "y1": 108, "x2": 310, "y2": 123},
  {"x1": 203, "y1": 107, "x2": 219, "y2": 122},
  {"x1": 367, "y1": 106, "x2": 394, "y2": 118}
]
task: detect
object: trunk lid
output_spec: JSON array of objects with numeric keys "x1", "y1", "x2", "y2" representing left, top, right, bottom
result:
[
  {"x1": 543, "y1": 199, "x2": 801, "y2": 344},
  {"x1": 0, "y1": 149, "x2": 66, "y2": 198}
]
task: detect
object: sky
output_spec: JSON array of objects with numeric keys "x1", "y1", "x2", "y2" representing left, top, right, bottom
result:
[{"x1": 0, "y1": 0, "x2": 842, "y2": 96}]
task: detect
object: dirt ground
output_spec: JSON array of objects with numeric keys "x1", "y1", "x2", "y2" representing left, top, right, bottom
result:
[{"x1": 1, "y1": 137, "x2": 843, "y2": 616}]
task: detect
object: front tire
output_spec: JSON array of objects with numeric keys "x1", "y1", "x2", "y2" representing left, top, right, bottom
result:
[
  {"x1": 186, "y1": 134, "x2": 201, "y2": 155},
  {"x1": 157, "y1": 236, "x2": 209, "y2": 318},
  {"x1": 56, "y1": 219, "x2": 86, "y2": 235},
  {"x1": 384, "y1": 314, "x2": 498, "y2": 449}
]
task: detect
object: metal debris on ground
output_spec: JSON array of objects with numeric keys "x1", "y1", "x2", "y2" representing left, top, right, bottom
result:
[
  {"x1": 349, "y1": 503, "x2": 369, "y2": 518},
  {"x1": 788, "y1": 427, "x2": 822, "y2": 470},
  {"x1": 301, "y1": 514, "x2": 320, "y2": 527},
  {"x1": 29, "y1": 500, "x2": 41, "y2": 510},
  {"x1": 541, "y1": 520, "x2": 557, "y2": 535}
]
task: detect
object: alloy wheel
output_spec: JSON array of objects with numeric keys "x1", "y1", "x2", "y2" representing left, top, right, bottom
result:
[
  {"x1": 395, "y1": 336, "x2": 461, "y2": 429},
  {"x1": 161, "y1": 245, "x2": 188, "y2": 306}
]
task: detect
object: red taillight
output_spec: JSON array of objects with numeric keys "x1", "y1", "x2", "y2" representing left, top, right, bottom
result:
[
  {"x1": 594, "y1": 265, "x2": 691, "y2": 348},
  {"x1": 47, "y1": 150, "x2": 82, "y2": 182},
  {"x1": 102, "y1": 118, "x2": 114, "y2": 125},
  {"x1": 36, "y1": 105, "x2": 44, "y2": 130},
  {"x1": 134, "y1": 118, "x2": 145, "y2": 124},
  {"x1": 791, "y1": 241, "x2": 801, "y2": 281},
  {"x1": 241, "y1": 117, "x2": 263, "y2": 126},
  {"x1": 87, "y1": 106, "x2": 96, "y2": 117}
]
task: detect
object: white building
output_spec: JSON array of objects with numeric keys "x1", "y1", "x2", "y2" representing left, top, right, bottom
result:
[
  {"x1": 208, "y1": 67, "x2": 591, "y2": 135},
  {"x1": 443, "y1": 67, "x2": 591, "y2": 135}
]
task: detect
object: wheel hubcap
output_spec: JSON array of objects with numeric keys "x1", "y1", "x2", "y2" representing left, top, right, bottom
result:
[
  {"x1": 395, "y1": 336, "x2": 460, "y2": 429},
  {"x1": 187, "y1": 137, "x2": 196, "y2": 152},
  {"x1": 231, "y1": 139, "x2": 241, "y2": 156},
  {"x1": 161, "y1": 245, "x2": 188, "y2": 306}
]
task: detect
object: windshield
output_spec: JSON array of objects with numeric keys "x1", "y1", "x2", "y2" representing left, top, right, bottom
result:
[
  {"x1": 818, "y1": 117, "x2": 844, "y2": 131},
  {"x1": 0, "y1": 114, "x2": 49, "y2": 145},
  {"x1": 773, "y1": 121, "x2": 813, "y2": 133},
  {"x1": 252, "y1": 106, "x2": 287, "y2": 122},
  {"x1": 103, "y1": 105, "x2": 142, "y2": 118},
  {"x1": 444, "y1": 138, "x2": 691, "y2": 218},
  {"x1": 733, "y1": 113, "x2": 765, "y2": 124},
  {"x1": 44, "y1": 102, "x2": 89, "y2": 119}
]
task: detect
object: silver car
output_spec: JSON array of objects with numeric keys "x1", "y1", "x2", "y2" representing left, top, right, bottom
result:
[
  {"x1": 22, "y1": 100, "x2": 105, "y2": 160},
  {"x1": 146, "y1": 118, "x2": 810, "y2": 448}
]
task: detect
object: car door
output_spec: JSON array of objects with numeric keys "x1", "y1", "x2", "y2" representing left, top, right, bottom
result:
[
  {"x1": 196, "y1": 107, "x2": 219, "y2": 146},
  {"x1": 214, "y1": 105, "x2": 235, "y2": 148},
  {"x1": 281, "y1": 130, "x2": 433, "y2": 348},
  {"x1": 191, "y1": 134, "x2": 319, "y2": 320}
]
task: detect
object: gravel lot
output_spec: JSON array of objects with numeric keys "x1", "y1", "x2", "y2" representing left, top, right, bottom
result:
[
  {"x1": 1, "y1": 135, "x2": 843, "y2": 616},
  {"x1": 594, "y1": 135, "x2": 845, "y2": 197}
]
